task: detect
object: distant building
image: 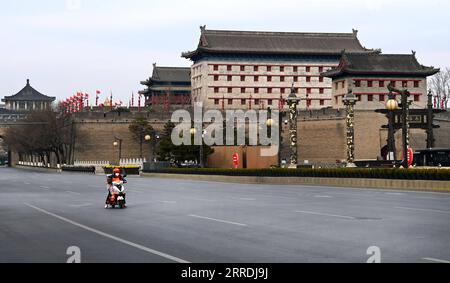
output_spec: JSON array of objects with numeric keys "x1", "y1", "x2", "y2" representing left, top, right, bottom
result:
[
  {"x1": 322, "y1": 52, "x2": 440, "y2": 110},
  {"x1": 139, "y1": 64, "x2": 192, "y2": 109},
  {"x1": 1, "y1": 79, "x2": 56, "y2": 112},
  {"x1": 182, "y1": 26, "x2": 375, "y2": 110}
]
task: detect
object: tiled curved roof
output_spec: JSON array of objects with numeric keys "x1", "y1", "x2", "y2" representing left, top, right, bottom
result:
[
  {"x1": 183, "y1": 27, "x2": 375, "y2": 59},
  {"x1": 2, "y1": 80, "x2": 56, "y2": 102}
]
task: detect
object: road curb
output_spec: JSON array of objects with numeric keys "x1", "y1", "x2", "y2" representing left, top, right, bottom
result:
[{"x1": 141, "y1": 173, "x2": 450, "y2": 193}]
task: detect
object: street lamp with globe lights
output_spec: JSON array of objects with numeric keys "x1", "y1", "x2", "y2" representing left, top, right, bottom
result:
[{"x1": 385, "y1": 92, "x2": 399, "y2": 161}]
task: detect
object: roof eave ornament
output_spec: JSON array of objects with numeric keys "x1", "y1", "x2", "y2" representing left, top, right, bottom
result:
[
  {"x1": 199, "y1": 25, "x2": 209, "y2": 47},
  {"x1": 352, "y1": 29, "x2": 358, "y2": 37}
]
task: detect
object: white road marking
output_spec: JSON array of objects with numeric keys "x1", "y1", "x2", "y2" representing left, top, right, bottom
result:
[
  {"x1": 158, "y1": 200, "x2": 177, "y2": 204},
  {"x1": 66, "y1": 191, "x2": 81, "y2": 195},
  {"x1": 314, "y1": 195, "x2": 333, "y2": 198},
  {"x1": 188, "y1": 214, "x2": 248, "y2": 227},
  {"x1": 385, "y1": 193, "x2": 405, "y2": 196},
  {"x1": 24, "y1": 203, "x2": 190, "y2": 263},
  {"x1": 423, "y1": 257, "x2": 450, "y2": 263},
  {"x1": 395, "y1": 207, "x2": 450, "y2": 214},
  {"x1": 239, "y1": 198, "x2": 256, "y2": 201},
  {"x1": 39, "y1": 186, "x2": 51, "y2": 190},
  {"x1": 294, "y1": 210, "x2": 355, "y2": 220}
]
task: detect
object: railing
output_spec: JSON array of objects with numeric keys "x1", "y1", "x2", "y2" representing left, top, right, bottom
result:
[
  {"x1": 120, "y1": 158, "x2": 146, "y2": 169},
  {"x1": 74, "y1": 160, "x2": 110, "y2": 167}
]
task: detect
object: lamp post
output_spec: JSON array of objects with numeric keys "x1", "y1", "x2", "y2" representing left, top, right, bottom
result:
[
  {"x1": 113, "y1": 137, "x2": 123, "y2": 165},
  {"x1": 388, "y1": 83, "x2": 411, "y2": 169},
  {"x1": 342, "y1": 88, "x2": 357, "y2": 167},
  {"x1": 285, "y1": 84, "x2": 301, "y2": 168},
  {"x1": 266, "y1": 107, "x2": 283, "y2": 166},
  {"x1": 190, "y1": 127, "x2": 205, "y2": 167},
  {"x1": 145, "y1": 131, "x2": 160, "y2": 163},
  {"x1": 386, "y1": 92, "x2": 399, "y2": 161},
  {"x1": 426, "y1": 90, "x2": 435, "y2": 149}
]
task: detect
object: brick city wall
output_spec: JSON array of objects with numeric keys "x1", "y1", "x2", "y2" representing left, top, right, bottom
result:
[{"x1": 70, "y1": 109, "x2": 450, "y2": 167}]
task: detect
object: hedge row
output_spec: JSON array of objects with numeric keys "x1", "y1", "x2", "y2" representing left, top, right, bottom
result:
[
  {"x1": 62, "y1": 166, "x2": 96, "y2": 174},
  {"x1": 146, "y1": 168, "x2": 450, "y2": 181}
]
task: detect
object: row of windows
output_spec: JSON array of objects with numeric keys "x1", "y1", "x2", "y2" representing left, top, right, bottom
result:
[
  {"x1": 211, "y1": 65, "x2": 332, "y2": 73},
  {"x1": 213, "y1": 98, "x2": 327, "y2": 106},
  {"x1": 335, "y1": 80, "x2": 421, "y2": 90},
  {"x1": 212, "y1": 75, "x2": 326, "y2": 83},
  {"x1": 336, "y1": 94, "x2": 421, "y2": 103},
  {"x1": 213, "y1": 87, "x2": 327, "y2": 94}
]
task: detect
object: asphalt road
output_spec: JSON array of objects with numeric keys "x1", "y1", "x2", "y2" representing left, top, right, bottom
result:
[{"x1": 0, "y1": 167, "x2": 449, "y2": 263}]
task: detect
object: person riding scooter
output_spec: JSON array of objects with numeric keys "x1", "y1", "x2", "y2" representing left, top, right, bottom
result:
[{"x1": 105, "y1": 168, "x2": 127, "y2": 208}]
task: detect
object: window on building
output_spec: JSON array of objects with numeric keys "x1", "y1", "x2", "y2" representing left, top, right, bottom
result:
[
  {"x1": 241, "y1": 99, "x2": 246, "y2": 105},
  {"x1": 306, "y1": 77, "x2": 311, "y2": 83},
  {"x1": 255, "y1": 88, "x2": 259, "y2": 94},
  {"x1": 240, "y1": 66, "x2": 245, "y2": 72},
  {"x1": 254, "y1": 66, "x2": 259, "y2": 72},
  {"x1": 368, "y1": 95, "x2": 374, "y2": 102},
  {"x1": 414, "y1": 95, "x2": 420, "y2": 102},
  {"x1": 319, "y1": 88, "x2": 324, "y2": 94},
  {"x1": 342, "y1": 82, "x2": 345, "y2": 88},
  {"x1": 213, "y1": 65, "x2": 219, "y2": 71},
  {"x1": 293, "y1": 66, "x2": 298, "y2": 72},
  {"x1": 228, "y1": 99, "x2": 233, "y2": 105},
  {"x1": 379, "y1": 94, "x2": 385, "y2": 102},
  {"x1": 280, "y1": 76, "x2": 285, "y2": 82},
  {"x1": 254, "y1": 99, "x2": 260, "y2": 105},
  {"x1": 241, "y1": 88, "x2": 246, "y2": 93},
  {"x1": 335, "y1": 97, "x2": 339, "y2": 104},
  {"x1": 368, "y1": 81, "x2": 373, "y2": 87},
  {"x1": 319, "y1": 77, "x2": 324, "y2": 83},
  {"x1": 281, "y1": 88, "x2": 286, "y2": 94},
  {"x1": 214, "y1": 87, "x2": 219, "y2": 93},
  {"x1": 228, "y1": 87, "x2": 233, "y2": 93},
  {"x1": 355, "y1": 80, "x2": 361, "y2": 87},
  {"x1": 319, "y1": 67, "x2": 324, "y2": 73},
  {"x1": 241, "y1": 76, "x2": 245, "y2": 82},
  {"x1": 379, "y1": 81, "x2": 385, "y2": 88},
  {"x1": 227, "y1": 65, "x2": 232, "y2": 71},
  {"x1": 214, "y1": 75, "x2": 219, "y2": 81},
  {"x1": 335, "y1": 82, "x2": 338, "y2": 90},
  {"x1": 357, "y1": 95, "x2": 362, "y2": 101},
  {"x1": 280, "y1": 66, "x2": 285, "y2": 72},
  {"x1": 267, "y1": 76, "x2": 272, "y2": 82},
  {"x1": 267, "y1": 66, "x2": 272, "y2": 72},
  {"x1": 414, "y1": 81, "x2": 420, "y2": 88},
  {"x1": 268, "y1": 88, "x2": 273, "y2": 94},
  {"x1": 320, "y1": 100, "x2": 325, "y2": 106},
  {"x1": 391, "y1": 81, "x2": 396, "y2": 87},
  {"x1": 268, "y1": 99, "x2": 273, "y2": 105},
  {"x1": 214, "y1": 99, "x2": 220, "y2": 105},
  {"x1": 307, "y1": 100, "x2": 312, "y2": 107},
  {"x1": 294, "y1": 77, "x2": 298, "y2": 82},
  {"x1": 307, "y1": 88, "x2": 312, "y2": 94},
  {"x1": 254, "y1": 76, "x2": 259, "y2": 82},
  {"x1": 306, "y1": 66, "x2": 311, "y2": 73},
  {"x1": 402, "y1": 81, "x2": 408, "y2": 88}
]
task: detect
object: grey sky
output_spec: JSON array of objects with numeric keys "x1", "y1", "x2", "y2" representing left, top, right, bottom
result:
[{"x1": 1, "y1": 0, "x2": 449, "y2": 104}]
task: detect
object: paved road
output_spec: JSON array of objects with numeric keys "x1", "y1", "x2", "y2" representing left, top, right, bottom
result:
[{"x1": 0, "y1": 167, "x2": 449, "y2": 263}]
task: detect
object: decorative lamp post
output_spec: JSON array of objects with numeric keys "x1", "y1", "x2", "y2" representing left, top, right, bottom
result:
[
  {"x1": 285, "y1": 84, "x2": 301, "y2": 168},
  {"x1": 145, "y1": 132, "x2": 160, "y2": 163},
  {"x1": 388, "y1": 83, "x2": 411, "y2": 169},
  {"x1": 386, "y1": 92, "x2": 399, "y2": 161},
  {"x1": 113, "y1": 137, "x2": 123, "y2": 165},
  {"x1": 342, "y1": 88, "x2": 357, "y2": 167},
  {"x1": 426, "y1": 90, "x2": 435, "y2": 149}
]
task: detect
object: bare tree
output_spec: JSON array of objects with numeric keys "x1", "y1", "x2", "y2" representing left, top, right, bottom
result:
[{"x1": 429, "y1": 67, "x2": 450, "y2": 109}]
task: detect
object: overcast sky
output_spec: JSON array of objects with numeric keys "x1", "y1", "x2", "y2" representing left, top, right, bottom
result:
[{"x1": 1, "y1": 0, "x2": 449, "y2": 104}]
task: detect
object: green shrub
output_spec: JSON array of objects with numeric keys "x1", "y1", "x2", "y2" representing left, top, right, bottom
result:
[{"x1": 145, "y1": 167, "x2": 450, "y2": 181}]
